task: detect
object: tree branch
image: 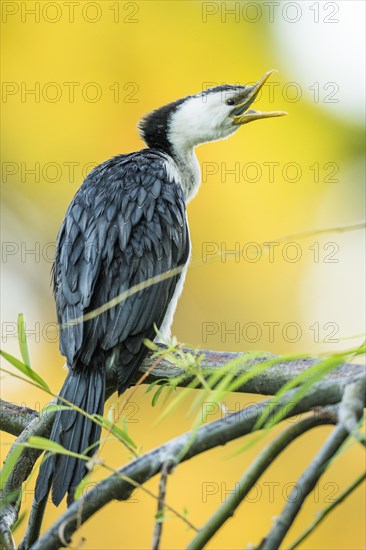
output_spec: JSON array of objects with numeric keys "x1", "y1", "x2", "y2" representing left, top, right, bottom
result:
[
  {"x1": 0, "y1": 384, "x2": 118, "y2": 549},
  {"x1": 27, "y1": 398, "x2": 268, "y2": 550},
  {"x1": 0, "y1": 400, "x2": 39, "y2": 437},
  {"x1": 28, "y1": 388, "x2": 354, "y2": 550},
  {"x1": 132, "y1": 348, "x2": 365, "y2": 402},
  {"x1": 0, "y1": 400, "x2": 56, "y2": 550},
  {"x1": 18, "y1": 496, "x2": 48, "y2": 550},
  {"x1": 0, "y1": 347, "x2": 364, "y2": 549},
  {"x1": 338, "y1": 380, "x2": 366, "y2": 446},
  {"x1": 257, "y1": 383, "x2": 366, "y2": 550},
  {"x1": 185, "y1": 407, "x2": 338, "y2": 549},
  {"x1": 287, "y1": 470, "x2": 366, "y2": 549},
  {"x1": 0, "y1": 504, "x2": 17, "y2": 550},
  {"x1": 1, "y1": 349, "x2": 364, "y2": 441}
]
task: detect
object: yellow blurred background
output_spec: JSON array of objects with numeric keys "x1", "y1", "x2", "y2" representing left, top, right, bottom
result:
[{"x1": 1, "y1": 1, "x2": 365, "y2": 548}]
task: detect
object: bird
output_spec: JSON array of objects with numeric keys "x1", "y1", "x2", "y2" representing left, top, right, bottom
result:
[{"x1": 34, "y1": 69, "x2": 287, "y2": 506}]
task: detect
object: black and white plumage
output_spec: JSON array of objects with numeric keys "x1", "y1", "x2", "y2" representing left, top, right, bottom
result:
[{"x1": 35, "y1": 70, "x2": 286, "y2": 506}]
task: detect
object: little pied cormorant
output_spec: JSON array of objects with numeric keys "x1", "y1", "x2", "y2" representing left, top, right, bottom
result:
[{"x1": 35, "y1": 70, "x2": 286, "y2": 506}]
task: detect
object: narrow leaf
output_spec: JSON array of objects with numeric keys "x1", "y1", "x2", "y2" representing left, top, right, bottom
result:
[
  {"x1": 74, "y1": 472, "x2": 92, "y2": 501},
  {"x1": 95, "y1": 415, "x2": 137, "y2": 449},
  {"x1": 0, "y1": 349, "x2": 50, "y2": 392},
  {"x1": 17, "y1": 313, "x2": 31, "y2": 367},
  {"x1": 145, "y1": 379, "x2": 169, "y2": 393},
  {"x1": 20, "y1": 436, "x2": 88, "y2": 460},
  {"x1": 0, "y1": 445, "x2": 23, "y2": 490},
  {"x1": 152, "y1": 385, "x2": 164, "y2": 407}
]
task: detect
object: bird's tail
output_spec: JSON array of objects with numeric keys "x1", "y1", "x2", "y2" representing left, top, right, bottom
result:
[{"x1": 34, "y1": 365, "x2": 105, "y2": 506}]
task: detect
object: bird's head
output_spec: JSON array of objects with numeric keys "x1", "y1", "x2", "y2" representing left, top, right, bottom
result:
[{"x1": 139, "y1": 70, "x2": 287, "y2": 157}]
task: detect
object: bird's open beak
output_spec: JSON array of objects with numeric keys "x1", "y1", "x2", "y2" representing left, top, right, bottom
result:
[{"x1": 230, "y1": 69, "x2": 287, "y2": 125}]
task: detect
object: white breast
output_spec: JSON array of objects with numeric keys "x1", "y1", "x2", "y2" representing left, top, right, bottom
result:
[{"x1": 157, "y1": 240, "x2": 191, "y2": 342}]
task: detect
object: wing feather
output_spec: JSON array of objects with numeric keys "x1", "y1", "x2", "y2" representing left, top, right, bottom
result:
[{"x1": 54, "y1": 150, "x2": 189, "y2": 388}]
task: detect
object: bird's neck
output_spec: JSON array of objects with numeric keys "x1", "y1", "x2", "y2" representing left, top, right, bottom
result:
[{"x1": 170, "y1": 145, "x2": 201, "y2": 203}]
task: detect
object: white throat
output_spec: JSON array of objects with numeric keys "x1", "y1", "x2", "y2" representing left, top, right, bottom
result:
[
  {"x1": 167, "y1": 94, "x2": 237, "y2": 202},
  {"x1": 170, "y1": 145, "x2": 201, "y2": 203}
]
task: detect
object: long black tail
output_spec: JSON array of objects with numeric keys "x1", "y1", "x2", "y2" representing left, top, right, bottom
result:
[{"x1": 35, "y1": 366, "x2": 105, "y2": 506}]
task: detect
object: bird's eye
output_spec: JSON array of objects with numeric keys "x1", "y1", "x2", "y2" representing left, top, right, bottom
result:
[{"x1": 226, "y1": 98, "x2": 235, "y2": 106}]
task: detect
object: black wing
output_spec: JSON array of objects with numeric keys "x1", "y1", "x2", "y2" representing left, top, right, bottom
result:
[{"x1": 54, "y1": 149, "x2": 189, "y2": 392}]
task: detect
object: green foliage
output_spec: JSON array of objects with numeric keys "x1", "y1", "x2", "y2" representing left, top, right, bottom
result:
[
  {"x1": 21, "y1": 436, "x2": 88, "y2": 460},
  {"x1": 0, "y1": 313, "x2": 51, "y2": 392},
  {"x1": 0, "y1": 349, "x2": 50, "y2": 393},
  {"x1": 142, "y1": 336, "x2": 366, "y2": 465},
  {"x1": 94, "y1": 415, "x2": 137, "y2": 450},
  {"x1": 74, "y1": 472, "x2": 93, "y2": 501},
  {"x1": 1, "y1": 313, "x2": 364, "y2": 547},
  {"x1": 0, "y1": 444, "x2": 23, "y2": 492},
  {"x1": 17, "y1": 313, "x2": 31, "y2": 368},
  {"x1": 254, "y1": 343, "x2": 366, "y2": 432}
]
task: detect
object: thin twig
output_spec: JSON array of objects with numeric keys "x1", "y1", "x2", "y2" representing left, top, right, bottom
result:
[
  {"x1": 262, "y1": 222, "x2": 366, "y2": 245},
  {"x1": 59, "y1": 222, "x2": 365, "y2": 329},
  {"x1": 257, "y1": 383, "x2": 366, "y2": 550},
  {"x1": 100, "y1": 463, "x2": 197, "y2": 533},
  {"x1": 28, "y1": 398, "x2": 271, "y2": 550},
  {"x1": 152, "y1": 460, "x2": 175, "y2": 550},
  {"x1": 118, "y1": 354, "x2": 166, "y2": 415},
  {"x1": 28, "y1": 389, "x2": 348, "y2": 550},
  {"x1": 0, "y1": 348, "x2": 364, "y2": 547},
  {"x1": 287, "y1": 471, "x2": 366, "y2": 549}
]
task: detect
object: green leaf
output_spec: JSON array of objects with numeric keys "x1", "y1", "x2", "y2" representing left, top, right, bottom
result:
[
  {"x1": 157, "y1": 377, "x2": 201, "y2": 423},
  {"x1": 74, "y1": 472, "x2": 92, "y2": 501},
  {"x1": 155, "y1": 508, "x2": 166, "y2": 523},
  {"x1": 17, "y1": 313, "x2": 31, "y2": 367},
  {"x1": 152, "y1": 385, "x2": 164, "y2": 407},
  {"x1": 0, "y1": 444, "x2": 23, "y2": 491},
  {"x1": 20, "y1": 436, "x2": 87, "y2": 460},
  {"x1": 143, "y1": 338, "x2": 159, "y2": 351},
  {"x1": 28, "y1": 436, "x2": 69, "y2": 453},
  {"x1": 145, "y1": 378, "x2": 169, "y2": 393},
  {"x1": 0, "y1": 349, "x2": 50, "y2": 392},
  {"x1": 107, "y1": 404, "x2": 116, "y2": 424},
  {"x1": 95, "y1": 415, "x2": 137, "y2": 449},
  {"x1": 82, "y1": 436, "x2": 115, "y2": 456}
]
